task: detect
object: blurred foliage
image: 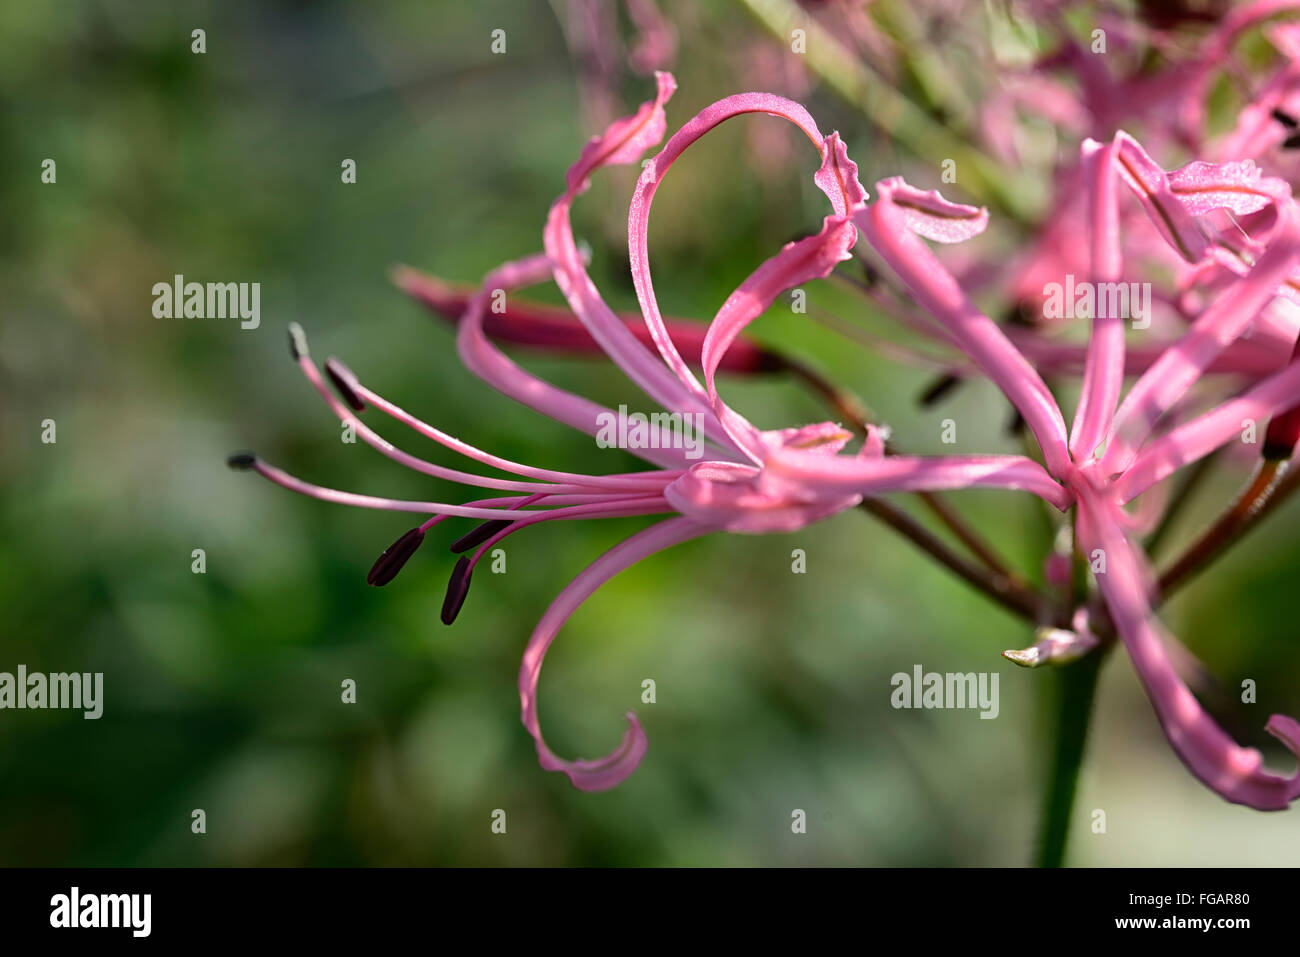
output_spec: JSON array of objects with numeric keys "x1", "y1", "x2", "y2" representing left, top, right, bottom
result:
[{"x1": 2, "y1": 0, "x2": 1299, "y2": 866}]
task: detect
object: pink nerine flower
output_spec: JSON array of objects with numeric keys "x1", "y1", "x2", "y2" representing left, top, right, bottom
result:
[
  {"x1": 230, "y1": 73, "x2": 1066, "y2": 790},
  {"x1": 834, "y1": 135, "x2": 1300, "y2": 810},
  {"x1": 972, "y1": 2, "x2": 1300, "y2": 342}
]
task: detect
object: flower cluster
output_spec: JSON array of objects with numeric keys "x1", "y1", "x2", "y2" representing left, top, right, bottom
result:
[{"x1": 232, "y1": 45, "x2": 1300, "y2": 808}]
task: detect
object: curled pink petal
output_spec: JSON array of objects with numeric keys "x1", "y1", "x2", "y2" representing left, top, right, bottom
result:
[
  {"x1": 857, "y1": 424, "x2": 888, "y2": 458},
  {"x1": 876, "y1": 179, "x2": 990, "y2": 244},
  {"x1": 1167, "y1": 160, "x2": 1283, "y2": 217},
  {"x1": 1114, "y1": 131, "x2": 1292, "y2": 264},
  {"x1": 1074, "y1": 488, "x2": 1300, "y2": 810},
  {"x1": 1069, "y1": 137, "x2": 1126, "y2": 463},
  {"x1": 859, "y1": 177, "x2": 1071, "y2": 478},
  {"x1": 1102, "y1": 199, "x2": 1300, "y2": 474},
  {"x1": 700, "y1": 215, "x2": 861, "y2": 458},
  {"x1": 455, "y1": 253, "x2": 699, "y2": 469},
  {"x1": 546, "y1": 72, "x2": 746, "y2": 458},
  {"x1": 1269, "y1": 19, "x2": 1300, "y2": 58},
  {"x1": 519, "y1": 517, "x2": 708, "y2": 791},
  {"x1": 1113, "y1": 131, "x2": 1216, "y2": 263},
  {"x1": 567, "y1": 70, "x2": 676, "y2": 195},
  {"x1": 1117, "y1": 356, "x2": 1300, "y2": 502},
  {"x1": 813, "y1": 131, "x2": 869, "y2": 217},
  {"x1": 627, "y1": 89, "x2": 866, "y2": 421}
]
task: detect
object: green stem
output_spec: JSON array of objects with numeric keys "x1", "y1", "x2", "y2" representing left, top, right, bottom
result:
[{"x1": 1036, "y1": 650, "x2": 1105, "y2": 868}]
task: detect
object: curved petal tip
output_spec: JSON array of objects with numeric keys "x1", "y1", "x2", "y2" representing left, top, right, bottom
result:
[
  {"x1": 1266, "y1": 714, "x2": 1300, "y2": 772},
  {"x1": 815, "y1": 132, "x2": 868, "y2": 216},
  {"x1": 538, "y1": 711, "x2": 649, "y2": 792},
  {"x1": 870, "y1": 177, "x2": 989, "y2": 243},
  {"x1": 566, "y1": 72, "x2": 677, "y2": 195}
]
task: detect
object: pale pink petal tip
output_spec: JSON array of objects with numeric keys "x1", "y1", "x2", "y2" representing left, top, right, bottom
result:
[
  {"x1": 1266, "y1": 714, "x2": 1300, "y2": 766},
  {"x1": 873, "y1": 177, "x2": 989, "y2": 243},
  {"x1": 814, "y1": 132, "x2": 869, "y2": 216},
  {"x1": 859, "y1": 424, "x2": 888, "y2": 458},
  {"x1": 566, "y1": 71, "x2": 677, "y2": 195},
  {"x1": 1168, "y1": 159, "x2": 1285, "y2": 216},
  {"x1": 538, "y1": 711, "x2": 649, "y2": 792},
  {"x1": 765, "y1": 421, "x2": 855, "y2": 455}
]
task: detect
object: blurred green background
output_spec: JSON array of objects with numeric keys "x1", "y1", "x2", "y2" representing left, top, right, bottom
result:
[{"x1": 3, "y1": 0, "x2": 1300, "y2": 866}]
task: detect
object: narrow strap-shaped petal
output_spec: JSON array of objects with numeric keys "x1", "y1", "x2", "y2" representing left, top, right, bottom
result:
[
  {"x1": 543, "y1": 72, "x2": 746, "y2": 458},
  {"x1": 545, "y1": 206, "x2": 731, "y2": 441},
  {"x1": 1069, "y1": 137, "x2": 1126, "y2": 463},
  {"x1": 1112, "y1": 131, "x2": 1286, "y2": 263},
  {"x1": 456, "y1": 252, "x2": 707, "y2": 470},
  {"x1": 858, "y1": 178, "x2": 1072, "y2": 478},
  {"x1": 1101, "y1": 200, "x2": 1300, "y2": 474},
  {"x1": 567, "y1": 70, "x2": 676, "y2": 193},
  {"x1": 1075, "y1": 488, "x2": 1300, "y2": 810},
  {"x1": 700, "y1": 214, "x2": 861, "y2": 460},
  {"x1": 1169, "y1": 160, "x2": 1286, "y2": 217},
  {"x1": 761, "y1": 450, "x2": 1073, "y2": 511},
  {"x1": 877, "y1": 179, "x2": 989, "y2": 242},
  {"x1": 627, "y1": 91, "x2": 864, "y2": 423},
  {"x1": 1116, "y1": 356, "x2": 1300, "y2": 502},
  {"x1": 518, "y1": 516, "x2": 709, "y2": 791}
]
